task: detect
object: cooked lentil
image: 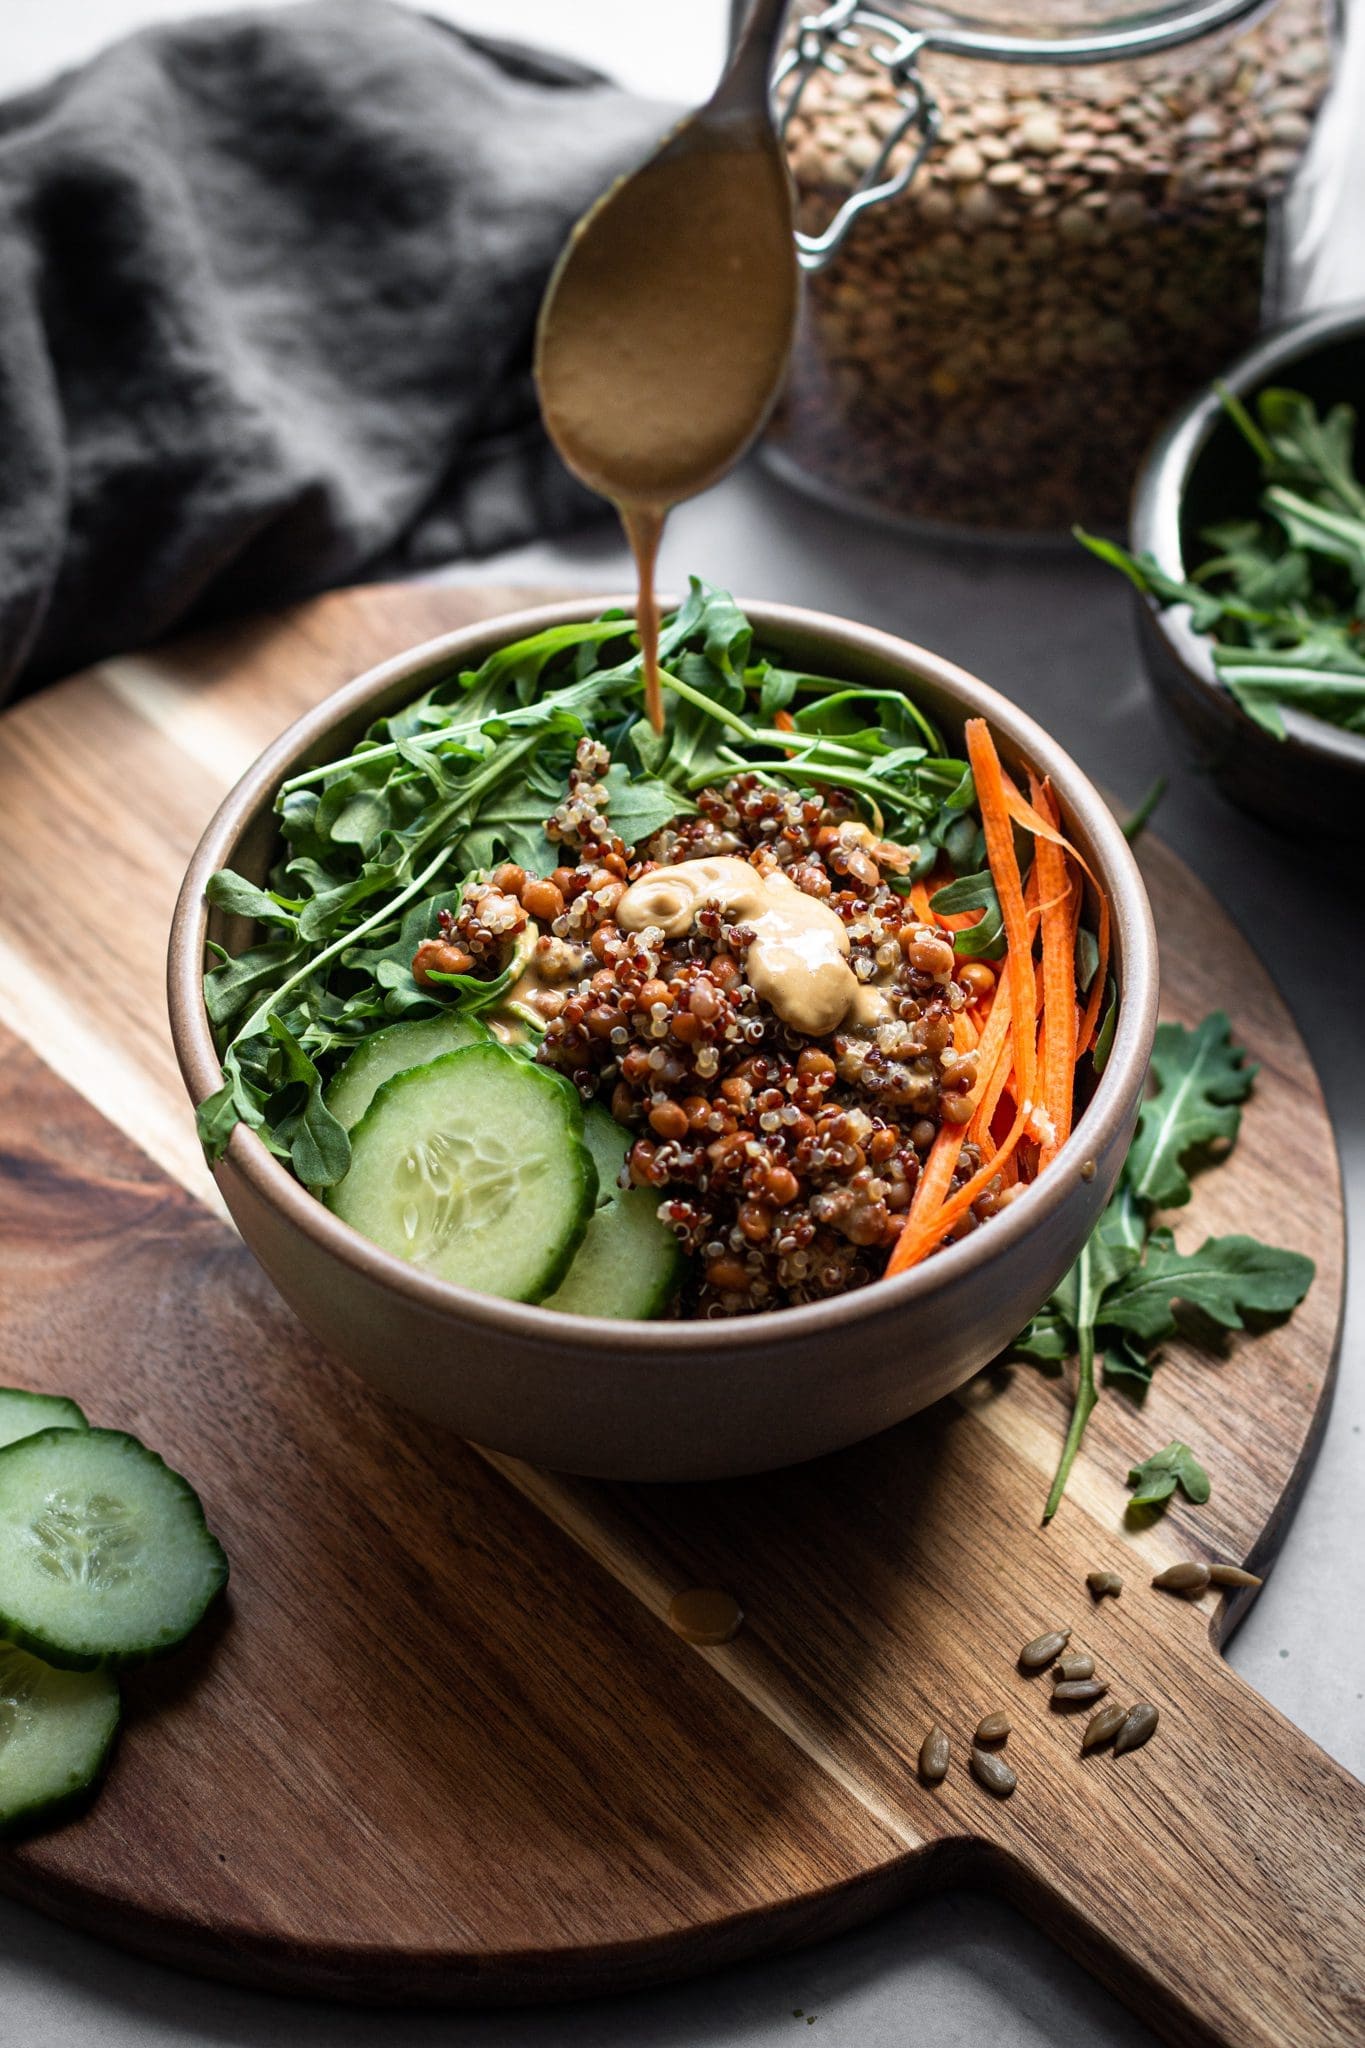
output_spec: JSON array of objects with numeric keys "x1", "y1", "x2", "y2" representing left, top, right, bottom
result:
[{"x1": 454, "y1": 739, "x2": 1016, "y2": 1318}]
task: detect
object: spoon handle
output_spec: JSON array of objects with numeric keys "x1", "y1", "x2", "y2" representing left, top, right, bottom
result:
[{"x1": 713, "y1": 0, "x2": 792, "y2": 113}]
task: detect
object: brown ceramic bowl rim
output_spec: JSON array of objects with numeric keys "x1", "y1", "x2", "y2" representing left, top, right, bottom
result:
[
  {"x1": 1130, "y1": 299, "x2": 1365, "y2": 772},
  {"x1": 168, "y1": 596, "x2": 1159, "y2": 1353}
]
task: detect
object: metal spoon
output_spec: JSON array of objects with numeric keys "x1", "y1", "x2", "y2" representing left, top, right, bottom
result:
[{"x1": 534, "y1": 0, "x2": 798, "y2": 730}]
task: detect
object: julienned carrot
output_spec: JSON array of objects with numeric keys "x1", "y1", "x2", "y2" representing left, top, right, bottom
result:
[
  {"x1": 896, "y1": 1121, "x2": 967, "y2": 1249},
  {"x1": 966, "y1": 970, "x2": 1013, "y2": 1155},
  {"x1": 1004, "y1": 762, "x2": 1112, "y2": 1056},
  {"x1": 887, "y1": 1105, "x2": 1029, "y2": 1274},
  {"x1": 1030, "y1": 773, "x2": 1077, "y2": 1166},
  {"x1": 965, "y1": 720, "x2": 1037, "y2": 1121},
  {"x1": 1077, "y1": 887, "x2": 1111, "y2": 1053},
  {"x1": 910, "y1": 880, "x2": 935, "y2": 924}
]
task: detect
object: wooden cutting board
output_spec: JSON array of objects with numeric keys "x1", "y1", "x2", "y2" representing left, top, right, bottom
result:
[{"x1": 0, "y1": 584, "x2": 1359, "y2": 2044}]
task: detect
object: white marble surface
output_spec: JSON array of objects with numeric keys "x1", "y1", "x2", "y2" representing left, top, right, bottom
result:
[{"x1": 2, "y1": 5, "x2": 1361, "y2": 2045}]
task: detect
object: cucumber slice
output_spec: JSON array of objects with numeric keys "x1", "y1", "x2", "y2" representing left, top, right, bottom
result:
[
  {"x1": 0, "y1": 1429, "x2": 229, "y2": 1671},
  {"x1": 0, "y1": 1640, "x2": 120, "y2": 1837},
  {"x1": 325, "y1": 1013, "x2": 488, "y2": 1132},
  {"x1": 543, "y1": 1105, "x2": 684, "y2": 1320},
  {"x1": 328, "y1": 1043, "x2": 596, "y2": 1302},
  {"x1": 0, "y1": 1388, "x2": 88, "y2": 1452}
]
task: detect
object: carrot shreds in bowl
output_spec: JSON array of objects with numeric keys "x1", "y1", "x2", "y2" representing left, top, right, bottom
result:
[
  {"x1": 965, "y1": 719, "x2": 1038, "y2": 1124},
  {"x1": 894, "y1": 1119, "x2": 968, "y2": 1254},
  {"x1": 967, "y1": 976, "x2": 1015, "y2": 1158},
  {"x1": 1030, "y1": 772, "x2": 1078, "y2": 1168},
  {"x1": 887, "y1": 1105, "x2": 1030, "y2": 1274}
]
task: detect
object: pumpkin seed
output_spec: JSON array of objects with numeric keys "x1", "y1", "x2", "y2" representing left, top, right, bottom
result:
[
  {"x1": 970, "y1": 1746, "x2": 1017, "y2": 1797},
  {"x1": 1081, "y1": 1702, "x2": 1128, "y2": 1753},
  {"x1": 1018, "y1": 1628, "x2": 1070, "y2": 1671},
  {"x1": 1054, "y1": 1652, "x2": 1095, "y2": 1682},
  {"x1": 1053, "y1": 1678, "x2": 1108, "y2": 1704},
  {"x1": 1114, "y1": 1702, "x2": 1159, "y2": 1755},
  {"x1": 1209, "y1": 1563, "x2": 1263, "y2": 1589},
  {"x1": 1153, "y1": 1561, "x2": 1211, "y2": 1596},
  {"x1": 1086, "y1": 1571, "x2": 1122, "y2": 1598},
  {"x1": 974, "y1": 1711, "x2": 1010, "y2": 1744},
  {"x1": 919, "y1": 1724, "x2": 950, "y2": 1784}
]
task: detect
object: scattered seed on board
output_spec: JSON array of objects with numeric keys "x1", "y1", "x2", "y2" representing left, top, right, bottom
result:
[
  {"x1": 1153, "y1": 1562, "x2": 1211, "y2": 1597},
  {"x1": 1082, "y1": 1702, "x2": 1128, "y2": 1753},
  {"x1": 1087, "y1": 1571, "x2": 1122, "y2": 1599},
  {"x1": 1018, "y1": 1628, "x2": 1070, "y2": 1672},
  {"x1": 1114, "y1": 1702, "x2": 1160, "y2": 1756},
  {"x1": 1209, "y1": 1563, "x2": 1263, "y2": 1589},
  {"x1": 975, "y1": 1712, "x2": 1011, "y2": 1744},
  {"x1": 970, "y1": 1747, "x2": 1017, "y2": 1798},
  {"x1": 919, "y1": 1724, "x2": 951, "y2": 1785},
  {"x1": 1054, "y1": 1652, "x2": 1096, "y2": 1682},
  {"x1": 1053, "y1": 1678, "x2": 1109, "y2": 1705}
]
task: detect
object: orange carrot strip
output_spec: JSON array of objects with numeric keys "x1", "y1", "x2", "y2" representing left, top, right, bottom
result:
[
  {"x1": 901, "y1": 1122, "x2": 967, "y2": 1238},
  {"x1": 1030, "y1": 774, "x2": 1078, "y2": 1167},
  {"x1": 954, "y1": 1008, "x2": 980, "y2": 1050},
  {"x1": 964, "y1": 971, "x2": 1013, "y2": 1152},
  {"x1": 886, "y1": 1106, "x2": 1029, "y2": 1274},
  {"x1": 910, "y1": 880, "x2": 936, "y2": 924},
  {"x1": 965, "y1": 720, "x2": 1037, "y2": 1120},
  {"x1": 1077, "y1": 886, "x2": 1111, "y2": 1054},
  {"x1": 1003, "y1": 764, "x2": 1112, "y2": 1061}
]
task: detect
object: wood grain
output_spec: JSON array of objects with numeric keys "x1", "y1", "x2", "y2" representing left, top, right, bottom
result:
[{"x1": 0, "y1": 585, "x2": 1358, "y2": 2039}]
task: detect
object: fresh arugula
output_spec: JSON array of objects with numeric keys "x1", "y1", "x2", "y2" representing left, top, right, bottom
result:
[
  {"x1": 1127, "y1": 1440, "x2": 1211, "y2": 1510},
  {"x1": 1016, "y1": 1013, "x2": 1314, "y2": 1521},
  {"x1": 195, "y1": 581, "x2": 983, "y2": 1180},
  {"x1": 1126, "y1": 1011, "x2": 1257, "y2": 1210},
  {"x1": 1078, "y1": 384, "x2": 1365, "y2": 739}
]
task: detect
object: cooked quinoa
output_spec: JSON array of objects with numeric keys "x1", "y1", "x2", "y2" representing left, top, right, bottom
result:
[{"x1": 424, "y1": 738, "x2": 1015, "y2": 1318}]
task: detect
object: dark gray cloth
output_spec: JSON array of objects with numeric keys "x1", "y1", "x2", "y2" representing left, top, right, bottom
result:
[{"x1": 0, "y1": 0, "x2": 673, "y2": 701}]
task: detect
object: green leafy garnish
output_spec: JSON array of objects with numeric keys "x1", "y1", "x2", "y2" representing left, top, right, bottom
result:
[
  {"x1": 1127, "y1": 1440, "x2": 1211, "y2": 1510},
  {"x1": 1016, "y1": 1014, "x2": 1313, "y2": 1521},
  {"x1": 1077, "y1": 384, "x2": 1365, "y2": 740},
  {"x1": 1126, "y1": 1011, "x2": 1257, "y2": 1211}
]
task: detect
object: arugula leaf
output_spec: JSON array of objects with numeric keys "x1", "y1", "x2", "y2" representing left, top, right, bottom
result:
[
  {"x1": 1020, "y1": 1016, "x2": 1312, "y2": 1522},
  {"x1": 1121, "y1": 776, "x2": 1166, "y2": 846},
  {"x1": 1103, "y1": 1230, "x2": 1315, "y2": 1342},
  {"x1": 1127, "y1": 1441, "x2": 1211, "y2": 1510},
  {"x1": 1126, "y1": 1012, "x2": 1256, "y2": 1210},
  {"x1": 601, "y1": 764, "x2": 692, "y2": 845},
  {"x1": 1256, "y1": 387, "x2": 1365, "y2": 517},
  {"x1": 205, "y1": 871, "x2": 300, "y2": 935},
  {"x1": 1080, "y1": 387, "x2": 1365, "y2": 740},
  {"x1": 928, "y1": 871, "x2": 1006, "y2": 959}
]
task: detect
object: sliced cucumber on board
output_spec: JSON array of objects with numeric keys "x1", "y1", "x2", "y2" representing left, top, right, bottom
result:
[
  {"x1": 0, "y1": 1641, "x2": 120, "y2": 1837},
  {"x1": 327, "y1": 1043, "x2": 596, "y2": 1302},
  {"x1": 325, "y1": 1012, "x2": 488, "y2": 1132},
  {"x1": 0, "y1": 1429, "x2": 229, "y2": 1671},
  {"x1": 0, "y1": 1388, "x2": 88, "y2": 1451},
  {"x1": 543, "y1": 1106, "x2": 684, "y2": 1321}
]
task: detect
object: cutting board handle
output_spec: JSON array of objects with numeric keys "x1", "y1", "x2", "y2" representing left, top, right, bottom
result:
[{"x1": 993, "y1": 1655, "x2": 1365, "y2": 2046}]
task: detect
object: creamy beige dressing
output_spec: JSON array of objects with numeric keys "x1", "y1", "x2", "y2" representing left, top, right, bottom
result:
[
  {"x1": 535, "y1": 143, "x2": 797, "y2": 733},
  {"x1": 618, "y1": 854, "x2": 865, "y2": 1037}
]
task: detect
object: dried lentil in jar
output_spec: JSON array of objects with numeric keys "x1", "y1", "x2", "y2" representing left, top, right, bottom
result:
[{"x1": 764, "y1": 0, "x2": 1334, "y2": 532}]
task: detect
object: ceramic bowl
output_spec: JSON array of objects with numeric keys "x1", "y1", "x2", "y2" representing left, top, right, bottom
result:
[
  {"x1": 1130, "y1": 302, "x2": 1365, "y2": 839},
  {"x1": 168, "y1": 598, "x2": 1159, "y2": 1481}
]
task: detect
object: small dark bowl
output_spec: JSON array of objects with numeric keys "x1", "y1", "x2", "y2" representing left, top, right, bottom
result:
[{"x1": 1130, "y1": 302, "x2": 1365, "y2": 840}]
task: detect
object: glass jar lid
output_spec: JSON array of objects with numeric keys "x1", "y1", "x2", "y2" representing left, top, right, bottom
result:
[{"x1": 775, "y1": 0, "x2": 1276, "y2": 264}]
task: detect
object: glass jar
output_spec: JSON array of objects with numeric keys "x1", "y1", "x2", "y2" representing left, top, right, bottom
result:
[{"x1": 750, "y1": 0, "x2": 1338, "y2": 534}]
